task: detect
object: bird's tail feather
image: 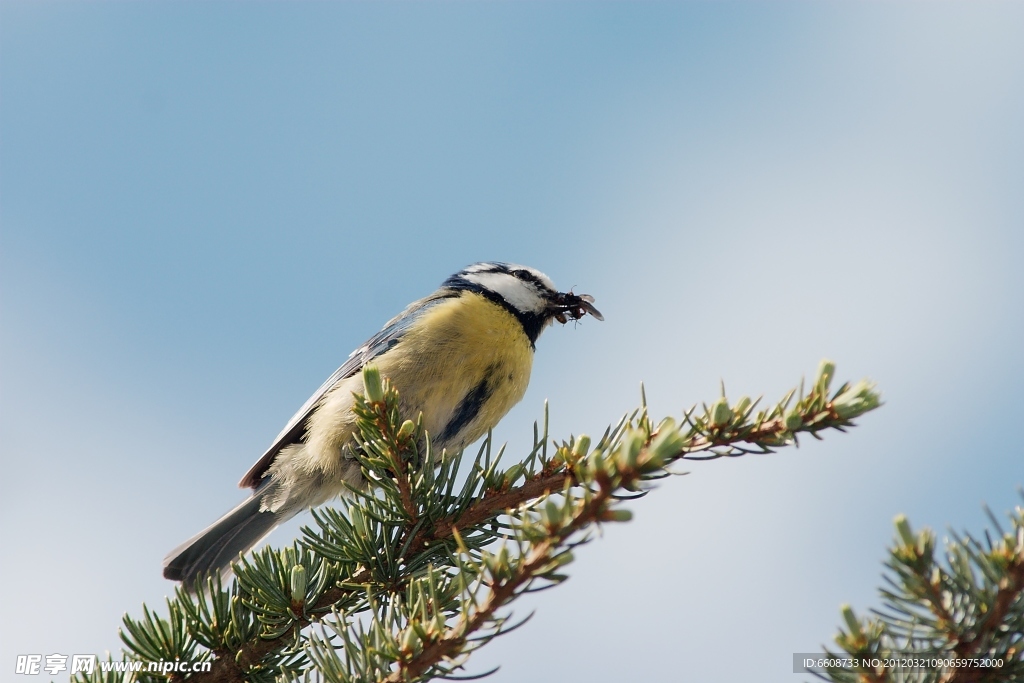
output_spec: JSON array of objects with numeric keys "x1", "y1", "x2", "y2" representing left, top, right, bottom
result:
[{"x1": 163, "y1": 492, "x2": 283, "y2": 586}]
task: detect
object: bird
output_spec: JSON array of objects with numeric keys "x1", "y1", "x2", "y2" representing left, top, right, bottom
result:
[{"x1": 163, "y1": 262, "x2": 603, "y2": 585}]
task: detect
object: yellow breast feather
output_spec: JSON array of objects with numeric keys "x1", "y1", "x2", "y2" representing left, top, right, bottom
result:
[{"x1": 378, "y1": 291, "x2": 534, "y2": 453}]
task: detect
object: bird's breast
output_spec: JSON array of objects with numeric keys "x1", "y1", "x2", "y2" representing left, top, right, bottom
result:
[{"x1": 375, "y1": 292, "x2": 534, "y2": 453}]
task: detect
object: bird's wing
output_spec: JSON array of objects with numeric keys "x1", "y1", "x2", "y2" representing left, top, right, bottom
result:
[{"x1": 237, "y1": 293, "x2": 456, "y2": 489}]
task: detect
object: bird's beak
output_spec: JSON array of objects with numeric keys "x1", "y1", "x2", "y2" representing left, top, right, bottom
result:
[{"x1": 551, "y1": 291, "x2": 604, "y2": 324}]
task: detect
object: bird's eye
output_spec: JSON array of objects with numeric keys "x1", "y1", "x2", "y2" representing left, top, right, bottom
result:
[{"x1": 513, "y1": 269, "x2": 530, "y2": 280}]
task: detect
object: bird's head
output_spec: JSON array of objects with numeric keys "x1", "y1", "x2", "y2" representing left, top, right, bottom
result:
[{"x1": 442, "y1": 262, "x2": 603, "y2": 344}]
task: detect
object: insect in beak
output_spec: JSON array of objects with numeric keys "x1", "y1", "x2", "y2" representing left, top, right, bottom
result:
[{"x1": 552, "y1": 292, "x2": 604, "y2": 324}]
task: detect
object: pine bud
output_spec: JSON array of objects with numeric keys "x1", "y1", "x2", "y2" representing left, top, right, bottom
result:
[
  {"x1": 290, "y1": 564, "x2": 307, "y2": 602},
  {"x1": 894, "y1": 514, "x2": 915, "y2": 547},
  {"x1": 362, "y1": 365, "x2": 385, "y2": 404},
  {"x1": 400, "y1": 626, "x2": 422, "y2": 654},
  {"x1": 657, "y1": 416, "x2": 678, "y2": 433},
  {"x1": 572, "y1": 435, "x2": 592, "y2": 458},
  {"x1": 832, "y1": 380, "x2": 880, "y2": 419},
  {"x1": 397, "y1": 419, "x2": 416, "y2": 439},
  {"x1": 552, "y1": 550, "x2": 575, "y2": 567},
  {"x1": 543, "y1": 499, "x2": 561, "y2": 527},
  {"x1": 647, "y1": 428, "x2": 684, "y2": 470},
  {"x1": 620, "y1": 431, "x2": 645, "y2": 469},
  {"x1": 503, "y1": 464, "x2": 524, "y2": 489},
  {"x1": 784, "y1": 410, "x2": 803, "y2": 431},
  {"x1": 733, "y1": 396, "x2": 752, "y2": 417},
  {"x1": 841, "y1": 604, "x2": 863, "y2": 638},
  {"x1": 602, "y1": 509, "x2": 633, "y2": 523},
  {"x1": 710, "y1": 397, "x2": 733, "y2": 427}
]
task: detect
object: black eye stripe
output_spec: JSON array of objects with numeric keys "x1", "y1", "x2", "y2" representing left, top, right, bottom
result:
[{"x1": 485, "y1": 264, "x2": 547, "y2": 290}]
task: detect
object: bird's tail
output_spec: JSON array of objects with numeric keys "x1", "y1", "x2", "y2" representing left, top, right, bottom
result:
[{"x1": 163, "y1": 490, "x2": 283, "y2": 586}]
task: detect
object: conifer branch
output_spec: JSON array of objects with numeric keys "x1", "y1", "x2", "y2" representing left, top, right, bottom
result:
[
  {"x1": 84, "y1": 360, "x2": 879, "y2": 683},
  {"x1": 814, "y1": 508, "x2": 1024, "y2": 683},
  {"x1": 382, "y1": 404, "x2": 671, "y2": 682}
]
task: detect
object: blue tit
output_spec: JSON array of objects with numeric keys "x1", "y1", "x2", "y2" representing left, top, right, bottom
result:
[{"x1": 163, "y1": 262, "x2": 603, "y2": 584}]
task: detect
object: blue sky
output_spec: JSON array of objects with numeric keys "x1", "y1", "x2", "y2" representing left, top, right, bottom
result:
[{"x1": 2, "y1": 3, "x2": 1023, "y2": 681}]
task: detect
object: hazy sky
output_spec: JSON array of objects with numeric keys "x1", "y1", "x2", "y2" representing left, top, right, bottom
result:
[{"x1": 2, "y1": 3, "x2": 1023, "y2": 681}]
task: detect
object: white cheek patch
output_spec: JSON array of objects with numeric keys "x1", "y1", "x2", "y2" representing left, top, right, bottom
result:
[{"x1": 465, "y1": 271, "x2": 549, "y2": 315}]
